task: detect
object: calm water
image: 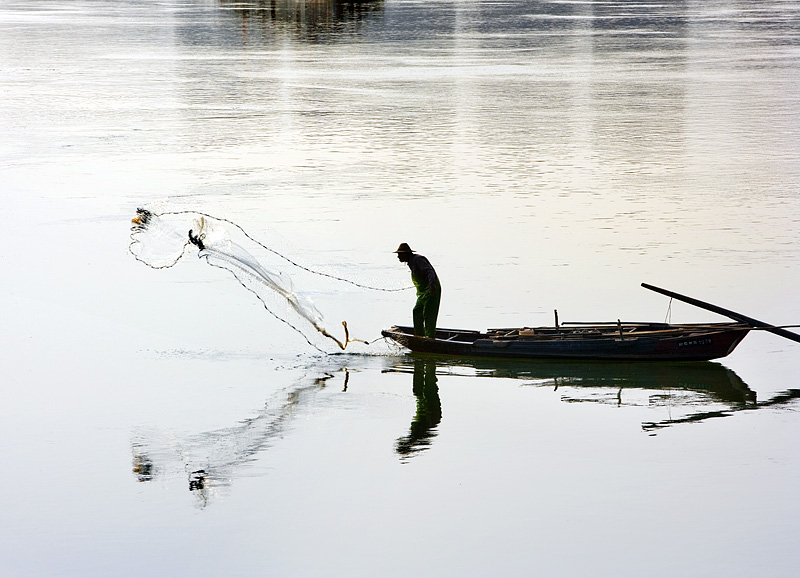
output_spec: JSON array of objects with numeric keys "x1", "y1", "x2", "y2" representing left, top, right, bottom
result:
[{"x1": 2, "y1": 0, "x2": 800, "y2": 576}]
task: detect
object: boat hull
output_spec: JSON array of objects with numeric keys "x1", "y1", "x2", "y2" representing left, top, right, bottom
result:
[{"x1": 381, "y1": 324, "x2": 750, "y2": 362}]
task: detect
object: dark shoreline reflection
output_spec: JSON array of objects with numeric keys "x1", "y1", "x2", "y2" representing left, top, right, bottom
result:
[
  {"x1": 218, "y1": 0, "x2": 384, "y2": 44},
  {"x1": 385, "y1": 355, "x2": 800, "y2": 435}
]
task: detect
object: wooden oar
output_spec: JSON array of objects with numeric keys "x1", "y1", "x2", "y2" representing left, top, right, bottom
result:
[{"x1": 642, "y1": 283, "x2": 800, "y2": 345}]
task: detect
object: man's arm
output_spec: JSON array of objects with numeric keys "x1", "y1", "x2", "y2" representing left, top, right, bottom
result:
[{"x1": 418, "y1": 256, "x2": 439, "y2": 293}]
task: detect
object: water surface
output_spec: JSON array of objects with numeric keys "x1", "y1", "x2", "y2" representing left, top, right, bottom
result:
[{"x1": 1, "y1": 1, "x2": 800, "y2": 576}]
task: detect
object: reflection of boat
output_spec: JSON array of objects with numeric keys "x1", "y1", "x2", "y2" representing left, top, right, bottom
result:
[
  {"x1": 385, "y1": 356, "x2": 800, "y2": 433},
  {"x1": 382, "y1": 322, "x2": 751, "y2": 362},
  {"x1": 387, "y1": 355, "x2": 756, "y2": 405}
]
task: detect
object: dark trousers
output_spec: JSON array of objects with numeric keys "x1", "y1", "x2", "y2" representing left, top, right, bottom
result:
[{"x1": 413, "y1": 284, "x2": 441, "y2": 338}]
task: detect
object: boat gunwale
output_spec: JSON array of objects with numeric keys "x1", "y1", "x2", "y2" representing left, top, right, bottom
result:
[{"x1": 384, "y1": 323, "x2": 751, "y2": 343}]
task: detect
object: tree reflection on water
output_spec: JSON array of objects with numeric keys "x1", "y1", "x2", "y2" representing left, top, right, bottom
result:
[{"x1": 218, "y1": 0, "x2": 384, "y2": 43}]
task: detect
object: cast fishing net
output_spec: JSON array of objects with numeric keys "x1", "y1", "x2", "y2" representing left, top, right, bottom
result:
[{"x1": 129, "y1": 208, "x2": 408, "y2": 352}]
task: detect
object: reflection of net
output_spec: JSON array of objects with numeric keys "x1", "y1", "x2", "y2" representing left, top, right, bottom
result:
[
  {"x1": 131, "y1": 369, "x2": 346, "y2": 507},
  {"x1": 130, "y1": 208, "x2": 406, "y2": 352}
]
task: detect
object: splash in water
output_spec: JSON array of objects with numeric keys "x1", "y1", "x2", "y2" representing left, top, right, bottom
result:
[{"x1": 129, "y1": 208, "x2": 407, "y2": 352}]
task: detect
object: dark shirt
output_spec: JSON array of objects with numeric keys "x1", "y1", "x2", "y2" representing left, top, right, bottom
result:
[{"x1": 407, "y1": 254, "x2": 440, "y2": 295}]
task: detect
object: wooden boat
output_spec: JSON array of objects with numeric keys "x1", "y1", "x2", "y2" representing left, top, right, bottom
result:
[
  {"x1": 382, "y1": 283, "x2": 800, "y2": 362},
  {"x1": 381, "y1": 322, "x2": 752, "y2": 362}
]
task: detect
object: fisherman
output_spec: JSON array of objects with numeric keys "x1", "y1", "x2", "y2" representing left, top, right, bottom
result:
[{"x1": 395, "y1": 243, "x2": 441, "y2": 338}]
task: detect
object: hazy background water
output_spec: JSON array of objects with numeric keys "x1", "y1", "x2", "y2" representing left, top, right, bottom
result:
[{"x1": 2, "y1": 1, "x2": 800, "y2": 576}]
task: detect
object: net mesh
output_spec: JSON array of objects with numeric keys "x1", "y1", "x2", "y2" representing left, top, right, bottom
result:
[{"x1": 130, "y1": 208, "x2": 408, "y2": 352}]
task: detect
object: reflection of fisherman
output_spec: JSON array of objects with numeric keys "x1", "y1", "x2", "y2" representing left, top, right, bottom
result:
[
  {"x1": 396, "y1": 359, "x2": 442, "y2": 459},
  {"x1": 395, "y1": 243, "x2": 441, "y2": 338}
]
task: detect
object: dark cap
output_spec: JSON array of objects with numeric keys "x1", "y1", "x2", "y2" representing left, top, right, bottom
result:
[{"x1": 393, "y1": 243, "x2": 415, "y2": 253}]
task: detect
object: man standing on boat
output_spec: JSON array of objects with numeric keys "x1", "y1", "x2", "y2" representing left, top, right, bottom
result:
[{"x1": 395, "y1": 243, "x2": 441, "y2": 338}]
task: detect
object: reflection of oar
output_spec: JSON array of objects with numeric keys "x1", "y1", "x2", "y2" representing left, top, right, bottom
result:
[{"x1": 642, "y1": 283, "x2": 800, "y2": 345}]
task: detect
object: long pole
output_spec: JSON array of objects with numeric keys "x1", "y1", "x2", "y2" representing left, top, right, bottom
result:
[{"x1": 641, "y1": 283, "x2": 800, "y2": 345}]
